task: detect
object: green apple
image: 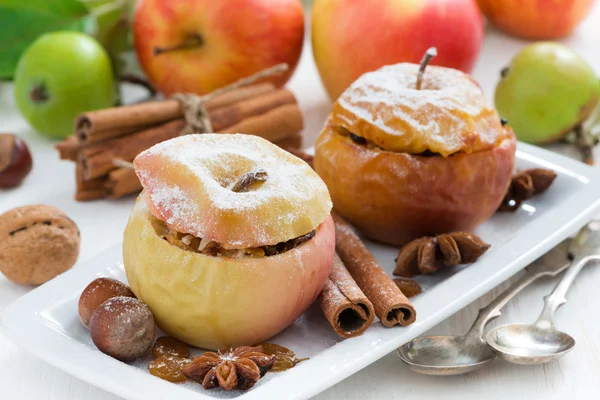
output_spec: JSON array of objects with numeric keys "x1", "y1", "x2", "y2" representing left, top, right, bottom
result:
[
  {"x1": 14, "y1": 32, "x2": 116, "y2": 140},
  {"x1": 495, "y1": 42, "x2": 599, "y2": 143}
]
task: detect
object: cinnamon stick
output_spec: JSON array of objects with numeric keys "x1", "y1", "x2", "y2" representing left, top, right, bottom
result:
[
  {"x1": 75, "y1": 162, "x2": 106, "y2": 201},
  {"x1": 80, "y1": 119, "x2": 185, "y2": 180},
  {"x1": 332, "y1": 211, "x2": 416, "y2": 327},
  {"x1": 105, "y1": 168, "x2": 142, "y2": 198},
  {"x1": 76, "y1": 83, "x2": 276, "y2": 144},
  {"x1": 211, "y1": 89, "x2": 297, "y2": 132},
  {"x1": 203, "y1": 82, "x2": 276, "y2": 110},
  {"x1": 76, "y1": 102, "x2": 181, "y2": 144},
  {"x1": 218, "y1": 103, "x2": 303, "y2": 142},
  {"x1": 56, "y1": 136, "x2": 82, "y2": 161},
  {"x1": 319, "y1": 253, "x2": 375, "y2": 338}
]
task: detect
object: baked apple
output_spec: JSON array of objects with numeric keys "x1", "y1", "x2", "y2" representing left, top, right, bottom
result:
[
  {"x1": 123, "y1": 134, "x2": 334, "y2": 350},
  {"x1": 314, "y1": 63, "x2": 516, "y2": 245}
]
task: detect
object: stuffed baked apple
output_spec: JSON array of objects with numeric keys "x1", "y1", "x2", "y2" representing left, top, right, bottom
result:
[
  {"x1": 314, "y1": 62, "x2": 516, "y2": 245},
  {"x1": 123, "y1": 134, "x2": 334, "y2": 350}
]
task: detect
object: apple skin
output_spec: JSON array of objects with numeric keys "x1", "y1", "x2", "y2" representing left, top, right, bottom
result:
[
  {"x1": 134, "y1": 0, "x2": 305, "y2": 96},
  {"x1": 495, "y1": 42, "x2": 600, "y2": 144},
  {"x1": 13, "y1": 32, "x2": 115, "y2": 140},
  {"x1": 123, "y1": 199, "x2": 335, "y2": 350},
  {"x1": 312, "y1": 0, "x2": 484, "y2": 100},
  {"x1": 476, "y1": 0, "x2": 594, "y2": 39},
  {"x1": 315, "y1": 126, "x2": 516, "y2": 246}
]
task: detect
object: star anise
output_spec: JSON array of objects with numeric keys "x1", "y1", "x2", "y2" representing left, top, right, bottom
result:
[
  {"x1": 498, "y1": 168, "x2": 557, "y2": 212},
  {"x1": 181, "y1": 346, "x2": 276, "y2": 391},
  {"x1": 393, "y1": 232, "x2": 490, "y2": 277}
]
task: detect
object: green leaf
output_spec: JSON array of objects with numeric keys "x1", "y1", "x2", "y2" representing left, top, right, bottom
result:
[{"x1": 0, "y1": 0, "x2": 91, "y2": 79}]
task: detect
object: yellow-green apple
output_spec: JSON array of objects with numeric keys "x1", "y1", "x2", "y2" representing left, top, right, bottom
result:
[
  {"x1": 123, "y1": 134, "x2": 335, "y2": 349},
  {"x1": 476, "y1": 0, "x2": 595, "y2": 39},
  {"x1": 312, "y1": 0, "x2": 484, "y2": 100},
  {"x1": 134, "y1": 0, "x2": 305, "y2": 96},
  {"x1": 495, "y1": 42, "x2": 600, "y2": 144}
]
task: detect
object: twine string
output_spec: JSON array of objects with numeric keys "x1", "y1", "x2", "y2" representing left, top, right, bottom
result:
[{"x1": 171, "y1": 93, "x2": 213, "y2": 136}]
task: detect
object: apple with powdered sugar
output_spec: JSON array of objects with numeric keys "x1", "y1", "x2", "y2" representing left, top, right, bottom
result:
[
  {"x1": 315, "y1": 62, "x2": 516, "y2": 246},
  {"x1": 123, "y1": 134, "x2": 334, "y2": 350}
]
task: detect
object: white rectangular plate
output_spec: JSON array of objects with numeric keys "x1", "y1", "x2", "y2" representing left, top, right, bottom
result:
[{"x1": 3, "y1": 143, "x2": 600, "y2": 400}]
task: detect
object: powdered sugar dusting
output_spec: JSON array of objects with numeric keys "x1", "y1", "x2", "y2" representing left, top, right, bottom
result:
[
  {"x1": 134, "y1": 134, "x2": 332, "y2": 247},
  {"x1": 334, "y1": 63, "x2": 503, "y2": 156}
]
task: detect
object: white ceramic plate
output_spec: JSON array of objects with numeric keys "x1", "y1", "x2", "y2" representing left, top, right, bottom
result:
[{"x1": 3, "y1": 142, "x2": 600, "y2": 400}]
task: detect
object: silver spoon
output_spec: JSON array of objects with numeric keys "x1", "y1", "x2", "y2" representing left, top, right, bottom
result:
[
  {"x1": 485, "y1": 252, "x2": 600, "y2": 365},
  {"x1": 396, "y1": 241, "x2": 572, "y2": 376}
]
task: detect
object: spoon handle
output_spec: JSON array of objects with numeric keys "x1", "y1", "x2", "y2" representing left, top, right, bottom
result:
[
  {"x1": 534, "y1": 254, "x2": 600, "y2": 329},
  {"x1": 466, "y1": 246, "x2": 572, "y2": 341}
]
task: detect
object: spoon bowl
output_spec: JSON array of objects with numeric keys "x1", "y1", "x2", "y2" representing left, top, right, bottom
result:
[
  {"x1": 484, "y1": 252, "x2": 600, "y2": 366},
  {"x1": 486, "y1": 323, "x2": 576, "y2": 365},
  {"x1": 397, "y1": 335, "x2": 495, "y2": 375}
]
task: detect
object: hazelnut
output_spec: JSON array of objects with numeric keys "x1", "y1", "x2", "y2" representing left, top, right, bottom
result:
[
  {"x1": 90, "y1": 296, "x2": 155, "y2": 361},
  {"x1": 0, "y1": 204, "x2": 80, "y2": 285},
  {"x1": 78, "y1": 278, "x2": 136, "y2": 328},
  {"x1": 0, "y1": 134, "x2": 33, "y2": 188}
]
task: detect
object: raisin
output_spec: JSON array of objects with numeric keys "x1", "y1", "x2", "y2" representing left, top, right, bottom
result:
[
  {"x1": 148, "y1": 356, "x2": 189, "y2": 383},
  {"x1": 349, "y1": 133, "x2": 366, "y2": 144},
  {"x1": 260, "y1": 342, "x2": 307, "y2": 372},
  {"x1": 152, "y1": 336, "x2": 191, "y2": 359}
]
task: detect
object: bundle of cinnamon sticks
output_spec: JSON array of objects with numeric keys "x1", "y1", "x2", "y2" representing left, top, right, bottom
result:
[{"x1": 56, "y1": 83, "x2": 304, "y2": 201}]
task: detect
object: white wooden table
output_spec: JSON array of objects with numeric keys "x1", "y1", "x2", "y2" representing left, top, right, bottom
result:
[{"x1": 2, "y1": 7, "x2": 600, "y2": 399}]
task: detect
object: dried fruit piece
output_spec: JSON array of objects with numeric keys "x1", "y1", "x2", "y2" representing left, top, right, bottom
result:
[
  {"x1": 152, "y1": 336, "x2": 191, "y2": 359},
  {"x1": 148, "y1": 356, "x2": 190, "y2": 383},
  {"x1": 259, "y1": 342, "x2": 307, "y2": 372},
  {"x1": 393, "y1": 278, "x2": 422, "y2": 298}
]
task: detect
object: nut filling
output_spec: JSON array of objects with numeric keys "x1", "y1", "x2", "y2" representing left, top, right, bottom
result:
[{"x1": 151, "y1": 215, "x2": 316, "y2": 258}]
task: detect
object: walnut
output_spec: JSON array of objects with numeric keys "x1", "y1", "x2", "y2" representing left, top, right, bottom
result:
[{"x1": 0, "y1": 205, "x2": 80, "y2": 284}]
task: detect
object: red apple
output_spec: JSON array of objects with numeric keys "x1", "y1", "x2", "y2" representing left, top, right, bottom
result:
[
  {"x1": 476, "y1": 0, "x2": 594, "y2": 39},
  {"x1": 134, "y1": 0, "x2": 305, "y2": 96},
  {"x1": 312, "y1": 0, "x2": 484, "y2": 100}
]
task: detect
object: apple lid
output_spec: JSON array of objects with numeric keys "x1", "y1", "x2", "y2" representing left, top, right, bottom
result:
[
  {"x1": 133, "y1": 134, "x2": 332, "y2": 248},
  {"x1": 331, "y1": 63, "x2": 511, "y2": 157}
]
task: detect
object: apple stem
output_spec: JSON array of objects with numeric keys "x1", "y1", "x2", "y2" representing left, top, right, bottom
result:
[
  {"x1": 416, "y1": 47, "x2": 437, "y2": 90},
  {"x1": 153, "y1": 35, "x2": 203, "y2": 56},
  {"x1": 120, "y1": 74, "x2": 157, "y2": 96},
  {"x1": 574, "y1": 124, "x2": 595, "y2": 165}
]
